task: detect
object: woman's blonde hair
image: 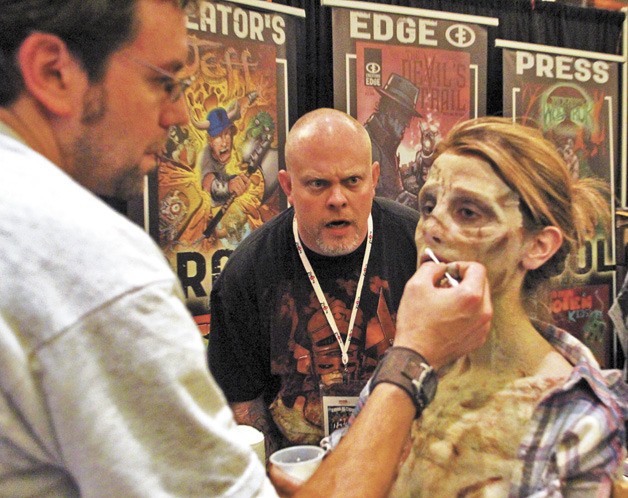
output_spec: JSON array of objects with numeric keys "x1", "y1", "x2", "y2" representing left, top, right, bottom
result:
[{"x1": 434, "y1": 116, "x2": 609, "y2": 293}]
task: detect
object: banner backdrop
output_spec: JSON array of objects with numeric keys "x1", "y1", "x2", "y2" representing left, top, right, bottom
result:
[
  {"x1": 324, "y1": 0, "x2": 497, "y2": 208},
  {"x1": 500, "y1": 39, "x2": 622, "y2": 366},
  {"x1": 146, "y1": 0, "x2": 303, "y2": 334}
]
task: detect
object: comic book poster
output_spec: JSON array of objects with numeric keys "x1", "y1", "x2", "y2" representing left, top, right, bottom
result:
[
  {"x1": 551, "y1": 285, "x2": 612, "y2": 366},
  {"x1": 145, "y1": 1, "x2": 303, "y2": 335},
  {"x1": 324, "y1": 0, "x2": 496, "y2": 207},
  {"x1": 500, "y1": 40, "x2": 622, "y2": 366},
  {"x1": 612, "y1": 208, "x2": 628, "y2": 371}
]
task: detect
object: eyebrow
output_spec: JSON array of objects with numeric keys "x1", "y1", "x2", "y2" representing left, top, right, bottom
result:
[
  {"x1": 155, "y1": 60, "x2": 185, "y2": 77},
  {"x1": 420, "y1": 183, "x2": 518, "y2": 211},
  {"x1": 419, "y1": 184, "x2": 435, "y2": 198},
  {"x1": 301, "y1": 169, "x2": 363, "y2": 181},
  {"x1": 167, "y1": 60, "x2": 185, "y2": 74}
]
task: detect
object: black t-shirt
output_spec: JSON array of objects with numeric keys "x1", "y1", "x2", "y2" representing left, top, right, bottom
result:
[{"x1": 209, "y1": 198, "x2": 419, "y2": 444}]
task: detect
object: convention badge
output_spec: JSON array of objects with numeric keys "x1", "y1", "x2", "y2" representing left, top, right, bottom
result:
[{"x1": 319, "y1": 380, "x2": 365, "y2": 436}]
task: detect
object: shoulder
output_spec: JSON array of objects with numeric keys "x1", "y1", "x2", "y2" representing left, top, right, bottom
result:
[
  {"x1": 550, "y1": 388, "x2": 626, "y2": 477},
  {"x1": 0, "y1": 146, "x2": 175, "y2": 338},
  {"x1": 536, "y1": 364, "x2": 626, "y2": 464},
  {"x1": 369, "y1": 199, "x2": 418, "y2": 278},
  {"x1": 219, "y1": 207, "x2": 294, "y2": 277},
  {"x1": 372, "y1": 197, "x2": 419, "y2": 228},
  {"x1": 1, "y1": 144, "x2": 166, "y2": 273},
  {"x1": 539, "y1": 322, "x2": 627, "y2": 430},
  {"x1": 535, "y1": 350, "x2": 573, "y2": 378},
  {"x1": 517, "y1": 385, "x2": 625, "y2": 495}
]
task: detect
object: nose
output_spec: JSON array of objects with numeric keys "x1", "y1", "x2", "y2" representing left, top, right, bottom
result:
[
  {"x1": 419, "y1": 212, "x2": 446, "y2": 247},
  {"x1": 159, "y1": 96, "x2": 190, "y2": 129},
  {"x1": 326, "y1": 185, "x2": 348, "y2": 209}
]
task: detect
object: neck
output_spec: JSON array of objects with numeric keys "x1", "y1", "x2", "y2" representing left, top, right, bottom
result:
[
  {"x1": 0, "y1": 97, "x2": 63, "y2": 167},
  {"x1": 464, "y1": 283, "x2": 550, "y2": 376}
]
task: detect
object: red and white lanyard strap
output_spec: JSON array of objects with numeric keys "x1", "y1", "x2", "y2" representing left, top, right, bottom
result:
[{"x1": 292, "y1": 214, "x2": 374, "y2": 368}]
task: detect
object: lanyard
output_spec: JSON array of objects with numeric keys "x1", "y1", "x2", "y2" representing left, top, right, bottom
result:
[{"x1": 292, "y1": 214, "x2": 373, "y2": 367}]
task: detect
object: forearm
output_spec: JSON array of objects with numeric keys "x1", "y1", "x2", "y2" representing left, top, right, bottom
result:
[
  {"x1": 296, "y1": 383, "x2": 415, "y2": 498},
  {"x1": 231, "y1": 396, "x2": 286, "y2": 460}
]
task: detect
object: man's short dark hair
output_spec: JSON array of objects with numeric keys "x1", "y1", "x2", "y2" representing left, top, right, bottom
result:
[{"x1": 0, "y1": 0, "x2": 193, "y2": 106}]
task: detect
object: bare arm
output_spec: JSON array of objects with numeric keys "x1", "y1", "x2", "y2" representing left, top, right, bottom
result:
[
  {"x1": 230, "y1": 395, "x2": 286, "y2": 460},
  {"x1": 294, "y1": 383, "x2": 414, "y2": 498},
  {"x1": 271, "y1": 261, "x2": 492, "y2": 498}
]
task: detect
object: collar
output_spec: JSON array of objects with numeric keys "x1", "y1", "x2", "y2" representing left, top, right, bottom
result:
[{"x1": 534, "y1": 319, "x2": 628, "y2": 417}]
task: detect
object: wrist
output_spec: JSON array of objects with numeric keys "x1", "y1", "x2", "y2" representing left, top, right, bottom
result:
[
  {"x1": 392, "y1": 340, "x2": 444, "y2": 370},
  {"x1": 370, "y1": 347, "x2": 438, "y2": 419},
  {"x1": 368, "y1": 382, "x2": 416, "y2": 417}
]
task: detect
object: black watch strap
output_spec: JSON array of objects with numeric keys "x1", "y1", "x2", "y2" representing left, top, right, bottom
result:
[{"x1": 370, "y1": 346, "x2": 438, "y2": 419}]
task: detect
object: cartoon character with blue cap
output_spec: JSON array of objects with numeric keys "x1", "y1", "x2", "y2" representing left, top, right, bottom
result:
[{"x1": 195, "y1": 106, "x2": 250, "y2": 206}]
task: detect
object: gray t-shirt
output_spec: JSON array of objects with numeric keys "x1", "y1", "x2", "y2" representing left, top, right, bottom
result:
[{"x1": 0, "y1": 130, "x2": 276, "y2": 497}]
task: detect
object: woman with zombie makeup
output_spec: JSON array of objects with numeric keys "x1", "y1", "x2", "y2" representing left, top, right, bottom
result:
[
  {"x1": 329, "y1": 117, "x2": 628, "y2": 497},
  {"x1": 390, "y1": 116, "x2": 628, "y2": 497}
]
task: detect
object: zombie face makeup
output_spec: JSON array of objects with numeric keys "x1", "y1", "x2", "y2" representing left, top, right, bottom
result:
[{"x1": 416, "y1": 152, "x2": 530, "y2": 295}]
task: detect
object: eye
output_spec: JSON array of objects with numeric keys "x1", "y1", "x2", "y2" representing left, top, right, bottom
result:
[
  {"x1": 309, "y1": 179, "x2": 326, "y2": 189},
  {"x1": 155, "y1": 72, "x2": 192, "y2": 103},
  {"x1": 457, "y1": 205, "x2": 481, "y2": 221},
  {"x1": 153, "y1": 76, "x2": 177, "y2": 99},
  {"x1": 162, "y1": 78, "x2": 176, "y2": 96},
  {"x1": 346, "y1": 176, "x2": 360, "y2": 186},
  {"x1": 419, "y1": 200, "x2": 435, "y2": 216}
]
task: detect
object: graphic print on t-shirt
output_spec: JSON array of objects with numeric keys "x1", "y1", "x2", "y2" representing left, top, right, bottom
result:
[{"x1": 269, "y1": 274, "x2": 396, "y2": 445}]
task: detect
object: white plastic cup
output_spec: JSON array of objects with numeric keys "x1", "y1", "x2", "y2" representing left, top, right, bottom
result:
[
  {"x1": 269, "y1": 445, "x2": 325, "y2": 482},
  {"x1": 232, "y1": 425, "x2": 265, "y2": 464}
]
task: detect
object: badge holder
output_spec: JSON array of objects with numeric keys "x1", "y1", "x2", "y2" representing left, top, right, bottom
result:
[{"x1": 320, "y1": 378, "x2": 365, "y2": 436}]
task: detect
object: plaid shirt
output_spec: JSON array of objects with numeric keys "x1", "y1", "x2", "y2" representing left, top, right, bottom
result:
[
  {"x1": 609, "y1": 278, "x2": 628, "y2": 378},
  {"x1": 326, "y1": 322, "x2": 628, "y2": 497}
]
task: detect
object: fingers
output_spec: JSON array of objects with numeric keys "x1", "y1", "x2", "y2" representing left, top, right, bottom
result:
[
  {"x1": 268, "y1": 463, "x2": 302, "y2": 497},
  {"x1": 394, "y1": 261, "x2": 492, "y2": 370},
  {"x1": 444, "y1": 263, "x2": 460, "y2": 284},
  {"x1": 455, "y1": 261, "x2": 486, "y2": 286},
  {"x1": 228, "y1": 175, "x2": 251, "y2": 196}
]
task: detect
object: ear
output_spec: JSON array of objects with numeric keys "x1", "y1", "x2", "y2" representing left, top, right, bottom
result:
[
  {"x1": 17, "y1": 32, "x2": 85, "y2": 117},
  {"x1": 522, "y1": 226, "x2": 563, "y2": 271},
  {"x1": 278, "y1": 169, "x2": 293, "y2": 203},
  {"x1": 371, "y1": 161, "x2": 380, "y2": 194}
]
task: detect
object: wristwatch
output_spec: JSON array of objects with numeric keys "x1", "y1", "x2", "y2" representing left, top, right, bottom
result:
[{"x1": 370, "y1": 346, "x2": 438, "y2": 419}]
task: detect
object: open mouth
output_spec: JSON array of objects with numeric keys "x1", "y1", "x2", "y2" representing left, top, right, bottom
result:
[{"x1": 325, "y1": 220, "x2": 351, "y2": 228}]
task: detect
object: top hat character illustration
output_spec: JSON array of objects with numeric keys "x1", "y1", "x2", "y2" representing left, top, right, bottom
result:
[{"x1": 375, "y1": 73, "x2": 422, "y2": 117}]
